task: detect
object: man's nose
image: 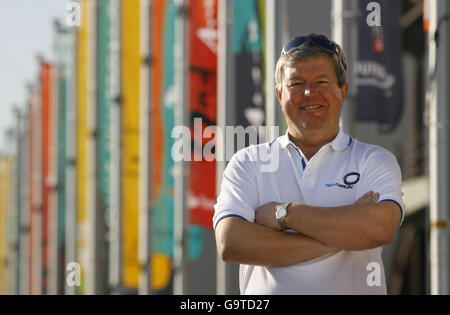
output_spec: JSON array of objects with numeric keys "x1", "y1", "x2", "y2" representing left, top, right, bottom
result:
[{"x1": 303, "y1": 82, "x2": 315, "y2": 97}]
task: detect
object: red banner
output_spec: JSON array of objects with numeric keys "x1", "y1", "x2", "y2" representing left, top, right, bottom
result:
[
  {"x1": 188, "y1": 0, "x2": 218, "y2": 229},
  {"x1": 41, "y1": 63, "x2": 53, "y2": 293}
]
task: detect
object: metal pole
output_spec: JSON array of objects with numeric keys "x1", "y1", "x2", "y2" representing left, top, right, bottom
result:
[
  {"x1": 108, "y1": 0, "x2": 123, "y2": 294},
  {"x1": 18, "y1": 108, "x2": 29, "y2": 295},
  {"x1": 265, "y1": 0, "x2": 276, "y2": 141},
  {"x1": 13, "y1": 107, "x2": 22, "y2": 295},
  {"x1": 5, "y1": 126, "x2": 17, "y2": 294},
  {"x1": 18, "y1": 104, "x2": 30, "y2": 295},
  {"x1": 428, "y1": 0, "x2": 450, "y2": 295},
  {"x1": 64, "y1": 25, "x2": 78, "y2": 296},
  {"x1": 331, "y1": 0, "x2": 343, "y2": 47},
  {"x1": 265, "y1": 0, "x2": 288, "y2": 141},
  {"x1": 173, "y1": 0, "x2": 190, "y2": 295},
  {"x1": 138, "y1": 0, "x2": 153, "y2": 295},
  {"x1": 216, "y1": 0, "x2": 235, "y2": 295},
  {"x1": 86, "y1": 0, "x2": 100, "y2": 294},
  {"x1": 49, "y1": 61, "x2": 60, "y2": 296},
  {"x1": 331, "y1": 0, "x2": 358, "y2": 135}
]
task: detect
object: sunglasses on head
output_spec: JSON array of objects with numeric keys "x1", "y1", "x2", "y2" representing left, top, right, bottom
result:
[{"x1": 281, "y1": 35, "x2": 337, "y2": 55}]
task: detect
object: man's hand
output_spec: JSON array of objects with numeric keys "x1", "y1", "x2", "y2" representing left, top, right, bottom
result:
[
  {"x1": 255, "y1": 202, "x2": 283, "y2": 230},
  {"x1": 255, "y1": 191, "x2": 379, "y2": 231},
  {"x1": 354, "y1": 191, "x2": 380, "y2": 205}
]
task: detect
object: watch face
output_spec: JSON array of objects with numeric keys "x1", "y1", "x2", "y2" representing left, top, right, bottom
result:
[{"x1": 276, "y1": 207, "x2": 287, "y2": 220}]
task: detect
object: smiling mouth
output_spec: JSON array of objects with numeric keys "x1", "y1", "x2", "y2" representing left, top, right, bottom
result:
[{"x1": 301, "y1": 105, "x2": 325, "y2": 111}]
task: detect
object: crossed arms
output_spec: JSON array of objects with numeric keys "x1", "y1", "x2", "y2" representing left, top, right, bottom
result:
[{"x1": 215, "y1": 192, "x2": 402, "y2": 268}]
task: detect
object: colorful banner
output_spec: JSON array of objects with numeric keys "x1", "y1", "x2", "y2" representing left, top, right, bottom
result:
[
  {"x1": 233, "y1": 0, "x2": 266, "y2": 133},
  {"x1": 151, "y1": 0, "x2": 173, "y2": 292},
  {"x1": 356, "y1": 0, "x2": 403, "y2": 132},
  {"x1": 0, "y1": 157, "x2": 11, "y2": 294},
  {"x1": 97, "y1": 0, "x2": 115, "y2": 288},
  {"x1": 122, "y1": 0, "x2": 141, "y2": 290},
  {"x1": 188, "y1": 0, "x2": 218, "y2": 232},
  {"x1": 56, "y1": 64, "x2": 67, "y2": 292},
  {"x1": 56, "y1": 25, "x2": 76, "y2": 293},
  {"x1": 76, "y1": 0, "x2": 95, "y2": 293},
  {"x1": 98, "y1": 0, "x2": 112, "y2": 217},
  {"x1": 41, "y1": 62, "x2": 53, "y2": 294}
]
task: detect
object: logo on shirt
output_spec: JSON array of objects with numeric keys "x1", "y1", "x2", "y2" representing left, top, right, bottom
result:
[{"x1": 325, "y1": 172, "x2": 360, "y2": 189}]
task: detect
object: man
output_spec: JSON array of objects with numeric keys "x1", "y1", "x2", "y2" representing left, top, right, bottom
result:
[{"x1": 213, "y1": 34, "x2": 404, "y2": 295}]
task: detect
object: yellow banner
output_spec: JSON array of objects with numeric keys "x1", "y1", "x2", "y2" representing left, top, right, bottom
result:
[
  {"x1": 122, "y1": 0, "x2": 141, "y2": 289},
  {"x1": 76, "y1": 0, "x2": 94, "y2": 294},
  {"x1": 0, "y1": 157, "x2": 11, "y2": 294}
]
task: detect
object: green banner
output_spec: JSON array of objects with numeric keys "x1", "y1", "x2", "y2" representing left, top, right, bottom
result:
[{"x1": 98, "y1": 0, "x2": 113, "y2": 216}]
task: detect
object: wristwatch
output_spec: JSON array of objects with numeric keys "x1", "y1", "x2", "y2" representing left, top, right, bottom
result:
[{"x1": 275, "y1": 202, "x2": 291, "y2": 230}]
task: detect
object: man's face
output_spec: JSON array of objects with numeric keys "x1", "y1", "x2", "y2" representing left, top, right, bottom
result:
[{"x1": 276, "y1": 55, "x2": 348, "y2": 142}]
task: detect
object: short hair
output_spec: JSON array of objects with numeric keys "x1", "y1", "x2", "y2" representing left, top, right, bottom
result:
[{"x1": 275, "y1": 34, "x2": 348, "y2": 91}]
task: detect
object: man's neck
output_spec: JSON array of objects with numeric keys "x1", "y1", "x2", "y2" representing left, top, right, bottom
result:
[{"x1": 288, "y1": 129, "x2": 339, "y2": 160}]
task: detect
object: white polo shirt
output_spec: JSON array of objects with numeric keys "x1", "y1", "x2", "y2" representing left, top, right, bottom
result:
[{"x1": 213, "y1": 128, "x2": 404, "y2": 295}]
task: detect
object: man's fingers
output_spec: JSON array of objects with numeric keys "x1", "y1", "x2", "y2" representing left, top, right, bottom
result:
[
  {"x1": 361, "y1": 191, "x2": 374, "y2": 200},
  {"x1": 354, "y1": 191, "x2": 380, "y2": 205}
]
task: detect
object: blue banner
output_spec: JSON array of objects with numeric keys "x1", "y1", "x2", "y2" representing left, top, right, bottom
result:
[
  {"x1": 355, "y1": 0, "x2": 403, "y2": 132},
  {"x1": 233, "y1": 0, "x2": 266, "y2": 132}
]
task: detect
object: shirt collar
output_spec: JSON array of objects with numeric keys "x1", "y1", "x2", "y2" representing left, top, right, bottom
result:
[
  {"x1": 279, "y1": 128, "x2": 352, "y2": 152},
  {"x1": 279, "y1": 129, "x2": 292, "y2": 149}
]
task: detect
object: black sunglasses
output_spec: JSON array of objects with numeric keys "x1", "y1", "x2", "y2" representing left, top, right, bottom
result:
[{"x1": 281, "y1": 35, "x2": 337, "y2": 55}]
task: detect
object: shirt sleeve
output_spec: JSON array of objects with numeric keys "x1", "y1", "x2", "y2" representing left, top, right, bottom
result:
[
  {"x1": 213, "y1": 148, "x2": 259, "y2": 230},
  {"x1": 358, "y1": 146, "x2": 405, "y2": 228}
]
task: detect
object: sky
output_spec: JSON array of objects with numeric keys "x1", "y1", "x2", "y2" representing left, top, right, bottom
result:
[{"x1": 0, "y1": 0, "x2": 66, "y2": 151}]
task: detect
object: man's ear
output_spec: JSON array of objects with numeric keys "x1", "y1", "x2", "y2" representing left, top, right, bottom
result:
[
  {"x1": 340, "y1": 83, "x2": 349, "y2": 99},
  {"x1": 276, "y1": 86, "x2": 282, "y2": 102}
]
